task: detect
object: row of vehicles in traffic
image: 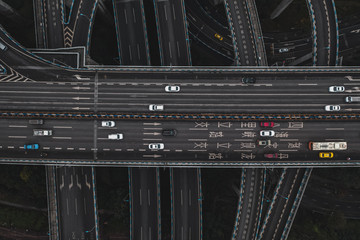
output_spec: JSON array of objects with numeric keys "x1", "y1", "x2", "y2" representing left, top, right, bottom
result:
[
  {"x1": 23, "y1": 120, "x2": 349, "y2": 159},
  {"x1": 24, "y1": 119, "x2": 51, "y2": 150},
  {"x1": 102, "y1": 121, "x2": 175, "y2": 150},
  {"x1": 150, "y1": 84, "x2": 359, "y2": 112},
  {"x1": 325, "y1": 86, "x2": 360, "y2": 111},
  {"x1": 258, "y1": 122, "x2": 348, "y2": 159},
  {"x1": 149, "y1": 80, "x2": 258, "y2": 111}
]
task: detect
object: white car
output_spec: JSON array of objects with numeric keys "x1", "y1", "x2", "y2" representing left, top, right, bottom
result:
[
  {"x1": 260, "y1": 130, "x2": 275, "y2": 137},
  {"x1": 325, "y1": 105, "x2": 341, "y2": 111},
  {"x1": 149, "y1": 104, "x2": 164, "y2": 111},
  {"x1": 33, "y1": 129, "x2": 52, "y2": 136},
  {"x1": 148, "y1": 143, "x2": 164, "y2": 150},
  {"x1": 108, "y1": 133, "x2": 123, "y2": 140},
  {"x1": 279, "y1": 48, "x2": 289, "y2": 53},
  {"x1": 101, "y1": 121, "x2": 115, "y2": 127},
  {"x1": 165, "y1": 85, "x2": 180, "y2": 92},
  {"x1": 328, "y1": 86, "x2": 345, "y2": 93}
]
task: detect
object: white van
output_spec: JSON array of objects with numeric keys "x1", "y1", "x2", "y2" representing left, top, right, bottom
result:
[
  {"x1": 149, "y1": 104, "x2": 164, "y2": 111},
  {"x1": 345, "y1": 96, "x2": 360, "y2": 103},
  {"x1": 108, "y1": 133, "x2": 123, "y2": 140}
]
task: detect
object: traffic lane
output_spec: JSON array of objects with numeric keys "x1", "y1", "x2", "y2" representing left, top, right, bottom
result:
[
  {"x1": 115, "y1": 0, "x2": 148, "y2": 65},
  {"x1": 0, "y1": 82, "x2": 94, "y2": 111},
  {"x1": 81, "y1": 167, "x2": 97, "y2": 239},
  {"x1": 186, "y1": 9, "x2": 234, "y2": 53},
  {"x1": 155, "y1": 0, "x2": 178, "y2": 66},
  {"x1": 225, "y1": 0, "x2": 257, "y2": 65},
  {"x1": 171, "y1": 0, "x2": 191, "y2": 64},
  {"x1": 43, "y1": 0, "x2": 64, "y2": 48},
  {"x1": 97, "y1": 101, "x2": 356, "y2": 114},
  {"x1": 260, "y1": 169, "x2": 301, "y2": 240},
  {"x1": 155, "y1": 0, "x2": 190, "y2": 66},
  {"x1": 310, "y1": 0, "x2": 332, "y2": 66},
  {"x1": 185, "y1": 0, "x2": 230, "y2": 37},
  {"x1": 234, "y1": 169, "x2": 263, "y2": 240},
  {"x1": 172, "y1": 168, "x2": 200, "y2": 240},
  {"x1": 96, "y1": 78, "x2": 360, "y2": 91},
  {"x1": 57, "y1": 167, "x2": 86, "y2": 240},
  {"x1": 131, "y1": 168, "x2": 158, "y2": 240},
  {"x1": 1, "y1": 119, "x2": 360, "y2": 154},
  {"x1": 58, "y1": 167, "x2": 96, "y2": 240},
  {"x1": 72, "y1": 0, "x2": 97, "y2": 46}
]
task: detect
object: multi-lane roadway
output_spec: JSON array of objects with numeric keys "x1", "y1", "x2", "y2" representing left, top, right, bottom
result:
[
  {"x1": 1, "y1": 75, "x2": 360, "y2": 114},
  {"x1": 0, "y1": 119, "x2": 359, "y2": 165}
]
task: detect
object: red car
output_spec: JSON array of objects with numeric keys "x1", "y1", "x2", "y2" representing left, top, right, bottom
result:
[
  {"x1": 260, "y1": 122, "x2": 275, "y2": 128},
  {"x1": 264, "y1": 153, "x2": 279, "y2": 159}
]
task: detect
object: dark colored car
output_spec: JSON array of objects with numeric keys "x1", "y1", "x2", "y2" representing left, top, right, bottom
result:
[
  {"x1": 264, "y1": 153, "x2": 279, "y2": 159},
  {"x1": 260, "y1": 122, "x2": 275, "y2": 128},
  {"x1": 162, "y1": 129, "x2": 177, "y2": 136},
  {"x1": 241, "y1": 77, "x2": 256, "y2": 84}
]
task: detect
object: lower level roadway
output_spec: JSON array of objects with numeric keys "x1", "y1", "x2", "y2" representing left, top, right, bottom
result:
[
  {"x1": 0, "y1": 119, "x2": 358, "y2": 165},
  {"x1": 56, "y1": 166, "x2": 97, "y2": 240},
  {"x1": 171, "y1": 168, "x2": 201, "y2": 240}
]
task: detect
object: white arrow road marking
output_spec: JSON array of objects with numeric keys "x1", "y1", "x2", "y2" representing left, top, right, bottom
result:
[
  {"x1": 345, "y1": 76, "x2": 360, "y2": 81},
  {"x1": 60, "y1": 175, "x2": 65, "y2": 190},
  {"x1": 74, "y1": 75, "x2": 90, "y2": 80},
  {"x1": 85, "y1": 174, "x2": 91, "y2": 189},
  {"x1": 69, "y1": 175, "x2": 73, "y2": 189},
  {"x1": 72, "y1": 97, "x2": 91, "y2": 100},
  {"x1": 76, "y1": 174, "x2": 81, "y2": 189}
]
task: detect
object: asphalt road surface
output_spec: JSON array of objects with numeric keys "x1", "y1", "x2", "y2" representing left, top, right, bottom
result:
[
  {"x1": 0, "y1": 119, "x2": 358, "y2": 163},
  {"x1": 130, "y1": 167, "x2": 160, "y2": 240},
  {"x1": 56, "y1": 166, "x2": 97, "y2": 240}
]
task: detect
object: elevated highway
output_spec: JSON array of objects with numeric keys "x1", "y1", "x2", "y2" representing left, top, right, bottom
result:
[
  {"x1": 31, "y1": 3, "x2": 100, "y2": 239},
  {"x1": 153, "y1": 0, "x2": 191, "y2": 65},
  {"x1": 232, "y1": 169, "x2": 264, "y2": 240},
  {"x1": 306, "y1": 0, "x2": 338, "y2": 66},
  {"x1": 129, "y1": 167, "x2": 160, "y2": 240},
  {"x1": 224, "y1": 0, "x2": 257, "y2": 66},
  {"x1": 33, "y1": 0, "x2": 64, "y2": 49},
  {"x1": 112, "y1": 0, "x2": 150, "y2": 65},
  {"x1": 171, "y1": 168, "x2": 202, "y2": 240},
  {"x1": 257, "y1": 168, "x2": 310, "y2": 240}
]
